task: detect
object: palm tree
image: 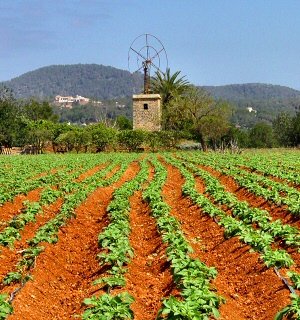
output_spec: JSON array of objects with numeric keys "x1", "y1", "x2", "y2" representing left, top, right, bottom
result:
[{"x1": 151, "y1": 68, "x2": 190, "y2": 106}]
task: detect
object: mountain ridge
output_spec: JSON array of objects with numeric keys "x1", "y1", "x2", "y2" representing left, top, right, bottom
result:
[
  {"x1": 1, "y1": 64, "x2": 143, "y2": 100},
  {"x1": 2, "y1": 63, "x2": 300, "y2": 102},
  {"x1": 201, "y1": 83, "x2": 300, "y2": 101}
]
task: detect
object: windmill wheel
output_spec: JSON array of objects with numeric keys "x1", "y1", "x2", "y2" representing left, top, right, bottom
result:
[{"x1": 128, "y1": 34, "x2": 168, "y2": 93}]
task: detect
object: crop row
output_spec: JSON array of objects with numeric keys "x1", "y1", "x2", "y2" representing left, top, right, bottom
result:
[
  {"x1": 83, "y1": 155, "x2": 223, "y2": 319},
  {"x1": 176, "y1": 153, "x2": 300, "y2": 249},
  {"x1": 164, "y1": 153, "x2": 300, "y2": 319},
  {"x1": 0, "y1": 154, "x2": 110, "y2": 205},
  {"x1": 0, "y1": 154, "x2": 136, "y2": 318},
  {"x1": 144, "y1": 156, "x2": 222, "y2": 319},
  {"x1": 179, "y1": 151, "x2": 300, "y2": 214},
  {"x1": 82, "y1": 158, "x2": 148, "y2": 319},
  {"x1": 0, "y1": 156, "x2": 110, "y2": 246}
]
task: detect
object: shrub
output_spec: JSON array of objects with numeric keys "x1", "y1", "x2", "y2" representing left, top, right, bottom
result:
[{"x1": 118, "y1": 130, "x2": 145, "y2": 151}]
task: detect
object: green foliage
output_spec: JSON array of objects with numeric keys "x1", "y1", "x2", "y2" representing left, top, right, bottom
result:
[
  {"x1": 118, "y1": 130, "x2": 145, "y2": 151},
  {"x1": 40, "y1": 187, "x2": 61, "y2": 205},
  {"x1": 0, "y1": 87, "x2": 18, "y2": 146},
  {"x1": 249, "y1": 122, "x2": 276, "y2": 148},
  {"x1": 82, "y1": 293, "x2": 134, "y2": 320},
  {"x1": 273, "y1": 112, "x2": 293, "y2": 147},
  {"x1": 151, "y1": 68, "x2": 190, "y2": 106},
  {"x1": 93, "y1": 276, "x2": 126, "y2": 290},
  {"x1": 116, "y1": 115, "x2": 132, "y2": 130},
  {"x1": 0, "y1": 294, "x2": 13, "y2": 320},
  {"x1": 21, "y1": 99, "x2": 58, "y2": 122},
  {"x1": 157, "y1": 295, "x2": 220, "y2": 320},
  {"x1": 54, "y1": 126, "x2": 92, "y2": 153},
  {"x1": 145, "y1": 131, "x2": 183, "y2": 151},
  {"x1": 291, "y1": 112, "x2": 300, "y2": 146},
  {"x1": 3, "y1": 272, "x2": 22, "y2": 285},
  {"x1": 23, "y1": 119, "x2": 55, "y2": 153},
  {"x1": 287, "y1": 271, "x2": 300, "y2": 290},
  {"x1": 90, "y1": 123, "x2": 117, "y2": 152},
  {"x1": 275, "y1": 294, "x2": 300, "y2": 320}
]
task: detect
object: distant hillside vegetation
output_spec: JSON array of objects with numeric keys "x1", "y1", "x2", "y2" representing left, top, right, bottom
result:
[
  {"x1": 201, "y1": 83, "x2": 300, "y2": 127},
  {"x1": 2, "y1": 64, "x2": 300, "y2": 127},
  {"x1": 201, "y1": 83, "x2": 300, "y2": 100},
  {"x1": 2, "y1": 64, "x2": 143, "y2": 99}
]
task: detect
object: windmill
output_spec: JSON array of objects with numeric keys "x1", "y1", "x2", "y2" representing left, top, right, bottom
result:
[
  {"x1": 128, "y1": 33, "x2": 168, "y2": 94},
  {"x1": 128, "y1": 34, "x2": 168, "y2": 131}
]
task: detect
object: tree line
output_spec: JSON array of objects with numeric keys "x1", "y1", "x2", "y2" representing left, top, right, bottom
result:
[
  {"x1": 0, "y1": 68, "x2": 300, "y2": 153},
  {"x1": 151, "y1": 68, "x2": 300, "y2": 150}
]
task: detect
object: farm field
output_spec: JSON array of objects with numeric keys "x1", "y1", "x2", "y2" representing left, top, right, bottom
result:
[{"x1": 0, "y1": 150, "x2": 300, "y2": 320}]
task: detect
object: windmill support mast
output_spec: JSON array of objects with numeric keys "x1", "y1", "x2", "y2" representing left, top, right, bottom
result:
[{"x1": 143, "y1": 62, "x2": 150, "y2": 94}]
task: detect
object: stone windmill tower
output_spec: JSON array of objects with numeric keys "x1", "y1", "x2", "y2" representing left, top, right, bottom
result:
[{"x1": 128, "y1": 34, "x2": 168, "y2": 131}]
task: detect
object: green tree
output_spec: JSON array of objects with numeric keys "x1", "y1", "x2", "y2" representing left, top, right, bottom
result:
[
  {"x1": 249, "y1": 122, "x2": 275, "y2": 148},
  {"x1": 223, "y1": 126, "x2": 250, "y2": 149},
  {"x1": 25, "y1": 120, "x2": 54, "y2": 153},
  {"x1": 22, "y1": 100, "x2": 58, "y2": 122},
  {"x1": 118, "y1": 130, "x2": 145, "y2": 151},
  {"x1": 177, "y1": 87, "x2": 231, "y2": 151},
  {"x1": 151, "y1": 68, "x2": 190, "y2": 106},
  {"x1": 116, "y1": 115, "x2": 133, "y2": 130},
  {"x1": 151, "y1": 68, "x2": 190, "y2": 130},
  {"x1": 272, "y1": 112, "x2": 293, "y2": 147},
  {"x1": 291, "y1": 112, "x2": 300, "y2": 146},
  {"x1": 0, "y1": 87, "x2": 18, "y2": 147},
  {"x1": 73, "y1": 127, "x2": 92, "y2": 153},
  {"x1": 89, "y1": 123, "x2": 117, "y2": 152}
]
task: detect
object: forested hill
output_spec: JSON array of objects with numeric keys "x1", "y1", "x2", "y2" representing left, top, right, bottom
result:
[
  {"x1": 201, "y1": 83, "x2": 300, "y2": 101},
  {"x1": 200, "y1": 83, "x2": 300, "y2": 127},
  {"x1": 2, "y1": 64, "x2": 143, "y2": 99},
  {"x1": 3, "y1": 63, "x2": 300, "y2": 104}
]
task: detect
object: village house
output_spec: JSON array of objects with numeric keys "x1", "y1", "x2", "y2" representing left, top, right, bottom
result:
[{"x1": 54, "y1": 95, "x2": 90, "y2": 108}]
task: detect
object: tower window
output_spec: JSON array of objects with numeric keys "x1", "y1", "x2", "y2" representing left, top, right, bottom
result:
[{"x1": 143, "y1": 103, "x2": 148, "y2": 110}]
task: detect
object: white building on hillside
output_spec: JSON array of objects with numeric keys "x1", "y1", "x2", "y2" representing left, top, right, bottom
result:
[{"x1": 55, "y1": 95, "x2": 90, "y2": 105}]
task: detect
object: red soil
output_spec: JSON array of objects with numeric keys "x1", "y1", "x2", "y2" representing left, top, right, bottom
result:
[
  {"x1": 124, "y1": 190, "x2": 175, "y2": 320},
  {"x1": 239, "y1": 165, "x2": 300, "y2": 191},
  {"x1": 200, "y1": 164, "x2": 300, "y2": 229},
  {"x1": 0, "y1": 189, "x2": 41, "y2": 231},
  {"x1": 0, "y1": 198, "x2": 63, "y2": 283},
  {"x1": 0, "y1": 164, "x2": 110, "y2": 284},
  {"x1": 198, "y1": 165, "x2": 300, "y2": 269},
  {"x1": 7, "y1": 162, "x2": 139, "y2": 320},
  {"x1": 0, "y1": 158, "x2": 297, "y2": 320},
  {"x1": 161, "y1": 161, "x2": 291, "y2": 320},
  {"x1": 75, "y1": 163, "x2": 107, "y2": 182}
]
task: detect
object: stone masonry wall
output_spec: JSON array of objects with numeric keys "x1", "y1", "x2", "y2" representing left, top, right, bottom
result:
[{"x1": 132, "y1": 94, "x2": 161, "y2": 131}]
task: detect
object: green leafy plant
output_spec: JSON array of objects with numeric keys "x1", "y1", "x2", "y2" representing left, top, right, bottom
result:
[
  {"x1": 2, "y1": 272, "x2": 22, "y2": 285},
  {"x1": 82, "y1": 293, "x2": 134, "y2": 320},
  {"x1": 0, "y1": 294, "x2": 13, "y2": 320},
  {"x1": 287, "y1": 271, "x2": 300, "y2": 289},
  {"x1": 93, "y1": 276, "x2": 126, "y2": 291},
  {"x1": 262, "y1": 249, "x2": 294, "y2": 268},
  {"x1": 275, "y1": 294, "x2": 300, "y2": 320}
]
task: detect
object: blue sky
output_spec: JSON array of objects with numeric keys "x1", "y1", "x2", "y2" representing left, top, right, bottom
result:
[{"x1": 1, "y1": 0, "x2": 300, "y2": 89}]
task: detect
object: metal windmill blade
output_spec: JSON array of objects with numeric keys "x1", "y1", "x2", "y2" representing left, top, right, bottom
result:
[{"x1": 128, "y1": 34, "x2": 168, "y2": 94}]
